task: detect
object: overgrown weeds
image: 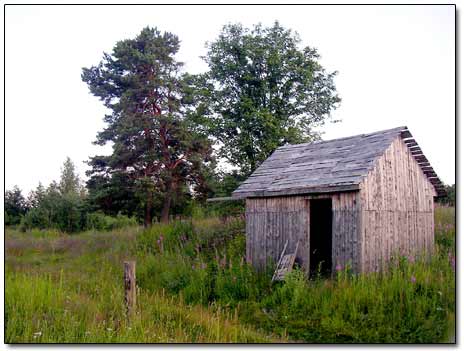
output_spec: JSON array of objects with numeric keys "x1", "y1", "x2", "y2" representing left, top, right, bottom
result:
[{"x1": 5, "y1": 206, "x2": 455, "y2": 343}]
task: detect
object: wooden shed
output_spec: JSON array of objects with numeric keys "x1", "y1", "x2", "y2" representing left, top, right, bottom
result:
[{"x1": 231, "y1": 126, "x2": 446, "y2": 274}]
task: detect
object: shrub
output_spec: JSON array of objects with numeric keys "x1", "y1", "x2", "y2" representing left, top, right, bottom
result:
[
  {"x1": 85, "y1": 212, "x2": 138, "y2": 231},
  {"x1": 20, "y1": 207, "x2": 50, "y2": 231},
  {"x1": 5, "y1": 186, "x2": 27, "y2": 226},
  {"x1": 20, "y1": 192, "x2": 85, "y2": 233}
]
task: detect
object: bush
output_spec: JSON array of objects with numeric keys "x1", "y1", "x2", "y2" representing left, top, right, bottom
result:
[
  {"x1": 54, "y1": 193, "x2": 85, "y2": 233},
  {"x1": 136, "y1": 220, "x2": 198, "y2": 256},
  {"x1": 20, "y1": 207, "x2": 50, "y2": 231},
  {"x1": 5, "y1": 186, "x2": 27, "y2": 226},
  {"x1": 85, "y1": 212, "x2": 138, "y2": 231},
  {"x1": 20, "y1": 192, "x2": 85, "y2": 233}
]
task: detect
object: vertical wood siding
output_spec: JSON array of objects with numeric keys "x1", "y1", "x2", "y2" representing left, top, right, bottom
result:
[
  {"x1": 246, "y1": 192, "x2": 362, "y2": 274},
  {"x1": 331, "y1": 192, "x2": 361, "y2": 273},
  {"x1": 359, "y1": 136, "x2": 436, "y2": 272},
  {"x1": 246, "y1": 197, "x2": 310, "y2": 273}
]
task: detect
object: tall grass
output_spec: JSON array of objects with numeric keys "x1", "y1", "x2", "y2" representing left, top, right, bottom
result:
[
  {"x1": 5, "y1": 273, "x2": 277, "y2": 343},
  {"x1": 5, "y1": 206, "x2": 455, "y2": 343}
]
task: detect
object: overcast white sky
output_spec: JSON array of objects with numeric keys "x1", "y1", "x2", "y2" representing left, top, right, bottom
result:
[{"x1": 5, "y1": 4, "x2": 455, "y2": 194}]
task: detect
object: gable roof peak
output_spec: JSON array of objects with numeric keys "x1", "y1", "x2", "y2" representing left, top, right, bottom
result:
[{"x1": 232, "y1": 126, "x2": 445, "y2": 198}]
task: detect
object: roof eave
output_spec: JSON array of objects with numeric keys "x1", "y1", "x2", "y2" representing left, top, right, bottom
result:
[{"x1": 232, "y1": 183, "x2": 360, "y2": 199}]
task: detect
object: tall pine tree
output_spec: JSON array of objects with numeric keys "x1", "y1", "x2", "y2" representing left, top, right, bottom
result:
[{"x1": 82, "y1": 27, "x2": 212, "y2": 225}]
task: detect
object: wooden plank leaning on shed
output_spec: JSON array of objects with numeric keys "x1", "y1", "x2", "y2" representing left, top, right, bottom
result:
[{"x1": 272, "y1": 240, "x2": 300, "y2": 282}]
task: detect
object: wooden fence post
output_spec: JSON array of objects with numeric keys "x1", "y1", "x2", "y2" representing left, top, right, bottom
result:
[{"x1": 124, "y1": 261, "x2": 136, "y2": 318}]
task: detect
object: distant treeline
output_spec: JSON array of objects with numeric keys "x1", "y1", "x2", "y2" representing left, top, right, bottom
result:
[
  {"x1": 5, "y1": 155, "x2": 454, "y2": 233},
  {"x1": 4, "y1": 157, "x2": 244, "y2": 232}
]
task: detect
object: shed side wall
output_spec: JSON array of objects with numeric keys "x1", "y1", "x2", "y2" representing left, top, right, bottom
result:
[{"x1": 359, "y1": 136, "x2": 436, "y2": 272}]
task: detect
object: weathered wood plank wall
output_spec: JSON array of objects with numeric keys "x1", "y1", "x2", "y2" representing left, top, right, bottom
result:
[
  {"x1": 359, "y1": 136, "x2": 437, "y2": 272},
  {"x1": 330, "y1": 192, "x2": 361, "y2": 273},
  {"x1": 246, "y1": 197, "x2": 310, "y2": 273},
  {"x1": 246, "y1": 191, "x2": 362, "y2": 275}
]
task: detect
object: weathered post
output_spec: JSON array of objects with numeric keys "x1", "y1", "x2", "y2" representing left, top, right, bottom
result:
[{"x1": 124, "y1": 261, "x2": 136, "y2": 318}]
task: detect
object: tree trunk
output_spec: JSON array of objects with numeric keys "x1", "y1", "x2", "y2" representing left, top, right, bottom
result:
[
  {"x1": 144, "y1": 192, "x2": 152, "y2": 227},
  {"x1": 160, "y1": 191, "x2": 172, "y2": 224}
]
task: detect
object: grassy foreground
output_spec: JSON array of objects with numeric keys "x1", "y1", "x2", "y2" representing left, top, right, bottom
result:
[{"x1": 5, "y1": 207, "x2": 455, "y2": 343}]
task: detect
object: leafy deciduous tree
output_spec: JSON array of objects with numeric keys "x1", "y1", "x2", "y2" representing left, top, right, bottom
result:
[
  {"x1": 21, "y1": 159, "x2": 86, "y2": 232},
  {"x1": 198, "y1": 21, "x2": 341, "y2": 176},
  {"x1": 59, "y1": 157, "x2": 83, "y2": 196}
]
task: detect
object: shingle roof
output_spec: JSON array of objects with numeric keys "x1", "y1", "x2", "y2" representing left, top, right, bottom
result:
[{"x1": 232, "y1": 126, "x2": 446, "y2": 198}]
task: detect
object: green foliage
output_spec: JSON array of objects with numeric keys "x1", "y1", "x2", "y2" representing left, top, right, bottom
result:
[
  {"x1": 5, "y1": 185, "x2": 27, "y2": 225},
  {"x1": 213, "y1": 256, "x2": 261, "y2": 305},
  {"x1": 17, "y1": 159, "x2": 88, "y2": 233},
  {"x1": 82, "y1": 26, "x2": 213, "y2": 225},
  {"x1": 85, "y1": 212, "x2": 138, "y2": 231},
  {"x1": 13, "y1": 158, "x2": 141, "y2": 233},
  {"x1": 193, "y1": 170, "x2": 246, "y2": 218},
  {"x1": 20, "y1": 206, "x2": 51, "y2": 231},
  {"x1": 254, "y1": 250, "x2": 454, "y2": 343},
  {"x1": 196, "y1": 21, "x2": 340, "y2": 176},
  {"x1": 85, "y1": 172, "x2": 140, "y2": 217},
  {"x1": 434, "y1": 206, "x2": 455, "y2": 253},
  {"x1": 437, "y1": 184, "x2": 455, "y2": 207},
  {"x1": 136, "y1": 220, "x2": 195, "y2": 255},
  {"x1": 21, "y1": 185, "x2": 85, "y2": 233},
  {"x1": 26, "y1": 182, "x2": 46, "y2": 210},
  {"x1": 59, "y1": 157, "x2": 83, "y2": 196}
]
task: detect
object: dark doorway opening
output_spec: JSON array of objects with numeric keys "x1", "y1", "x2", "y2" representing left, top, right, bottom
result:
[{"x1": 310, "y1": 199, "x2": 333, "y2": 276}]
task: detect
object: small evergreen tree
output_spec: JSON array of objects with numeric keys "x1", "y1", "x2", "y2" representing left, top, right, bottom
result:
[
  {"x1": 26, "y1": 182, "x2": 46, "y2": 209},
  {"x1": 5, "y1": 185, "x2": 27, "y2": 225}
]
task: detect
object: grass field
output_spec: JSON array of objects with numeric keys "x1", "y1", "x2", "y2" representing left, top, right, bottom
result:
[{"x1": 5, "y1": 206, "x2": 455, "y2": 343}]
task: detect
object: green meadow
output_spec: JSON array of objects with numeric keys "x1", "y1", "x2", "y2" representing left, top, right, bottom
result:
[{"x1": 5, "y1": 206, "x2": 455, "y2": 343}]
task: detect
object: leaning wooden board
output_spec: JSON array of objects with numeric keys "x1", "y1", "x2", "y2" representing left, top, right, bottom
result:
[{"x1": 272, "y1": 240, "x2": 299, "y2": 282}]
